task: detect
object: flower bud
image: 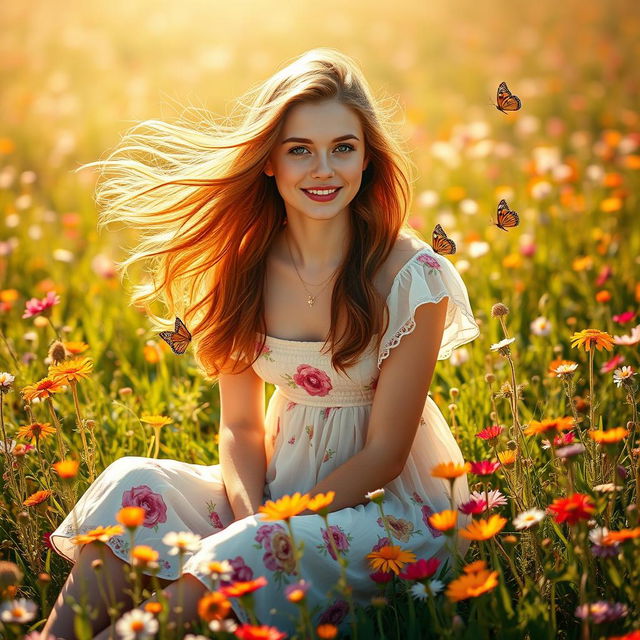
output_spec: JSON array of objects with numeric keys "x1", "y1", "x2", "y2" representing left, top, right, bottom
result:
[
  {"x1": 491, "y1": 303, "x2": 509, "y2": 317},
  {"x1": 47, "y1": 340, "x2": 67, "y2": 364}
]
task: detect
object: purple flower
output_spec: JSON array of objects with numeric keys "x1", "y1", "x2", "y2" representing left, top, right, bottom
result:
[
  {"x1": 555, "y1": 443, "x2": 585, "y2": 459},
  {"x1": 575, "y1": 601, "x2": 628, "y2": 624},
  {"x1": 318, "y1": 599, "x2": 349, "y2": 625}
]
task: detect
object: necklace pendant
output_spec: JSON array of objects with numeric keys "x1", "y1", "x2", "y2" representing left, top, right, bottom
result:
[{"x1": 307, "y1": 295, "x2": 315, "y2": 307}]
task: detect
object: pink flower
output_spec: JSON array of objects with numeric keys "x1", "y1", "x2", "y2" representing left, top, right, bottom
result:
[
  {"x1": 476, "y1": 425, "x2": 504, "y2": 442},
  {"x1": 417, "y1": 253, "x2": 441, "y2": 270},
  {"x1": 398, "y1": 557, "x2": 440, "y2": 581},
  {"x1": 369, "y1": 570, "x2": 394, "y2": 584},
  {"x1": 469, "y1": 489, "x2": 507, "y2": 510},
  {"x1": 613, "y1": 311, "x2": 636, "y2": 324},
  {"x1": 595, "y1": 265, "x2": 613, "y2": 287},
  {"x1": 541, "y1": 430, "x2": 576, "y2": 450},
  {"x1": 22, "y1": 291, "x2": 60, "y2": 319},
  {"x1": 321, "y1": 525, "x2": 350, "y2": 560},
  {"x1": 458, "y1": 497, "x2": 487, "y2": 515},
  {"x1": 470, "y1": 460, "x2": 501, "y2": 476},
  {"x1": 121, "y1": 485, "x2": 168, "y2": 528},
  {"x1": 292, "y1": 365, "x2": 333, "y2": 397},
  {"x1": 600, "y1": 354, "x2": 625, "y2": 374}
]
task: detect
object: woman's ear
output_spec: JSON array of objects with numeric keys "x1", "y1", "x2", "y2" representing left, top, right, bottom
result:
[
  {"x1": 362, "y1": 155, "x2": 370, "y2": 172},
  {"x1": 264, "y1": 161, "x2": 273, "y2": 177}
]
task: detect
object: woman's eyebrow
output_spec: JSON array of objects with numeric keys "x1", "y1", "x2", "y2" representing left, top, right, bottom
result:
[{"x1": 281, "y1": 134, "x2": 360, "y2": 144}]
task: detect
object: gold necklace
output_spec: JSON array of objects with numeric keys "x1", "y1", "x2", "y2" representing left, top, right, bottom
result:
[{"x1": 284, "y1": 231, "x2": 340, "y2": 308}]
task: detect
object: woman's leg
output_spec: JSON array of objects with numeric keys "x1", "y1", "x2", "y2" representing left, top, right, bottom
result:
[
  {"x1": 90, "y1": 573, "x2": 211, "y2": 640},
  {"x1": 40, "y1": 541, "x2": 173, "y2": 639}
]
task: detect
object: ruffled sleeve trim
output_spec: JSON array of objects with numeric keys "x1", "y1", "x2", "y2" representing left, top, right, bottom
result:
[{"x1": 377, "y1": 244, "x2": 480, "y2": 368}]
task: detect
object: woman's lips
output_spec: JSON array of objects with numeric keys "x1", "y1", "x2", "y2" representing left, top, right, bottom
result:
[{"x1": 301, "y1": 187, "x2": 342, "y2": 202}]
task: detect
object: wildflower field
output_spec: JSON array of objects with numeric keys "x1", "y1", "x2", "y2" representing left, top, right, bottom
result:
[{"x1": 0, "y1": 0, "x2": 639, "y2": 638}]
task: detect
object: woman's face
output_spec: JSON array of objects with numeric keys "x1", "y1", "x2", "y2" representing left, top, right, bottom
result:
[{"x1": 264, "y1": 98, "x2": 369, "y2": 223}]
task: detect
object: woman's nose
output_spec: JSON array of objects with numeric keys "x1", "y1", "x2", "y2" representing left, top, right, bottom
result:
[{"x1": 311, "y1": 154, "x2": 334, "y2": 177}]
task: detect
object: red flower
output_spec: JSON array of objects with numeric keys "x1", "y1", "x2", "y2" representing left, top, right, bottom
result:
[
  {"x1": 469, "y1": 460, "x2": 501, "y2": 476},
  {"x1": 547, "y1": 493, "x2": 595, "y2": 525},
  {"x1": 220, "y1": 575, "x2": 268, "y2": 598},
  {"x1": 234, "y1": 623, "x2": 287, "y2": 640},
  {"x1": 398, "y1": 557, "x2": 440, "y2": 581},
  {"x1": 458, "y1": 497, "x2": 486, "y2": 515},
  {"x1": 369, "y1": 571, "x2": 393, "y2": 584},
  {"x1": 475, "y1": 425, "x2": 504, "y2": 442}
]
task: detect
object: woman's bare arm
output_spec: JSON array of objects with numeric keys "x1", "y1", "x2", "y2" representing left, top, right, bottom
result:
[{"x1": 218, "y1": 360, "x2": 266, "y2": 522}]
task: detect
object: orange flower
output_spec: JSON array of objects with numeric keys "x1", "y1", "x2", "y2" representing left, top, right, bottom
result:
[
  {"x1": 143, "y1": 343, "x2": 161, "y2": 364},
  {"x1": 604, "y1": 527, "x2": 640, "y2": 544},
  {"x1": 23, "y1": 489, "x2": 52, "y2": 506},
  {"x1": 595, "y1": 290, "x2": 611, "y2": 303},
  {"x1": 220, "y1": 576, "x2": 268, "y2": 598},
  {"x1": 132, "y1": 545, "x2": 159, "y2": 566},
  {"x1": 570, "y1": 329, "x2": 614, "y2": 352},
  {"x1": 366, "y1": 545, "x2": 416, "y2": 575},
  {"x1": 21, "y1": 376, "x2": 67, "y2": 402},
  {"x1": 427, "y1": 509, "x2": 458, "y2": 532},
  {"x1": 430, "y1": 462, "x2": 471, "y2": 479},
  {"x1": 258, "y1": 492, "x2": 310, "y2": 521},
  {"x1": 589, "y1": 428, "x2": 629, "y2": 444},
  {"x1": 600, "y1": 197, "x2": 622, "y2": 213},
  {"x1": 446, "y1": 562, "x2": 499, "y2": 602},
  {"x1": 197, "y1": 591, "x2": 231, "y2": 622},
  {"x1": 572, "y1": 256, "x2": 593, "y2": 272},
  {"x1": 53, "y1": 459, "x2": 79, "y2": 479},
  {"x1": 307, "y1": 491, "x2": 335, "y2": 516},
  {"x1": 497, "y1": 450, "x2": 517, "y2": 467},
  {"x1": 459, "y1": 515, "x2": 507, "y2": 541},
  {"x1": 234, "y1": 624, "x2": 287, "y2": 640},
  {"x1": 144, "y1": 601, "x2": 163, "y2": 614},
  {"x1": 316, "y1": 623, "x2": 339, "y2": 639},
  {"x1": 48, "y1": 357, "x2": 93, "y2": 384},
  {"x1": 524, "y1": 416, "x2": 575, "y2": 436},
  {"x1": 17, "y1": 422, "x2": 56, "y2": 443},
  {"x1": 63, "y1": 341, "x2": 89, "y2": 355},
  {"x1": 0, "y1": 289, "x2": 19, "y2": 303},
  {"x1": 117, "y1": 506, "x2": 146, "y2": 528},
  {"x1": 462, "y1": 560, "x2": 488, "y2": 573},
  {"x1": 72, "y1": 525, "x2": 124, "y2": 545}
]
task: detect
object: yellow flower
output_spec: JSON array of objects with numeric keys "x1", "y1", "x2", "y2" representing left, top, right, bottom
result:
[
  {"x1": 23, "y1": 490, "x2": 53, "y2": 507},
  {"x1": 445, "y1": 564, "x2": 499, "y2": 602},
  {"x1": 308, "y1": 491, "x2": 335, "y2": 516},
  {"x1": 259, "y1": 492, "x2": 310, "y2": 521},
  {"x1": 140, "y1": 414, "x2": 173, "y2": 428},
  {"x1": 569, "y1": 329, "x2": 614, "y2": 352},
  {"x1": 0, "y1": 289, "x2": 19, "y2": 303},
  {"x1": 589, "y1": 428, "x2": 629, "y2": 444},
  {"x1": 459, "y1": 515, "x2": 507, "y2": 541},
  {"x1": 53, "y1": 459, "x2": 80, "y2": 478},
  {"x1": 524, "y1": 416, "x2": 575, "y2": 436},
  {"x1": 427, "y1": 509, "x2": 458, "y2": 532},
  {"x1": 63, "y1": 341, "x2": 89, "y2": 355},
  {"x1": 430, "y1": 462, "x2": 471, "y2": 479},
  {"x1": 132, "y1": 545, "x2": 159, "y2": 566},
  {"x1": 497, "y1": 450, "x2": 517, "y2": 467},
  {"x1": 366, "y1": 545, "x2": 416, "y2": 575},
  {"x1": 572, "y1": 256, "x2": 593, "y2": 272},
  {"x1": 16, "y1": 422, "x2": 56, "y2": 443},
  {"x1": 72, "y1": 525, "x2": 124, "y2": 545},
  {"x1": 21, "y1": 376, "x2": 67, "y2": 402},
  {"x1": 48, "y1": 357, "x2": 93, "y2": 384}
]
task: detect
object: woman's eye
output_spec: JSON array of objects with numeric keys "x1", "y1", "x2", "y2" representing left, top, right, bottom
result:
[{"x1": 288, "y1": 144, "x2": 355, "y2": 155}]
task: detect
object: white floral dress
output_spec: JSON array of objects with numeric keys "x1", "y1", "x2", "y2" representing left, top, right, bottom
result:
[{"x1": 50, "y1": 241, "x2": 481, "y2": 634}]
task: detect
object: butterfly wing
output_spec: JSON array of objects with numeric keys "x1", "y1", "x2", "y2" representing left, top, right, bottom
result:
[
  {"x1": 432, "y1": 224, "x2": 457, "y2": 255},
  {"x1": 159, "y1": 316, "x2": 192, "y2": 355},
  {"x1": 496, "y1": 82, "x2": 522, "y2": 112},
  {"x1": 495, "y1": 200, "x2": 520, "y2": 231}
]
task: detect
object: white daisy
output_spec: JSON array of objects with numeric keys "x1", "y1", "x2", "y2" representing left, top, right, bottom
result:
[
  {"x1": 428, "y1": 579, "x2": 444, "y2": 595},
  {"x1": 409, "y1": 583, "x2": 428, "y2": 601},
  {"x1": 115, "y1": 608, "x2": 159, "y2": 640},
  {"x1": 593, "y1": 483, "x2": 622, "y2": 493},
  {"x1": 199, "y1": 559, "x2": 233, "y2": 581},
  {"x1": 513, "y1": 508, "x2": 546, "y2": 530},
  {"x1": 0, "y1": 598, "x2": 37, "y2": 623},
  {"x1": 530, "y1": 316, "x2": 552, "y2": 337},
  {"x1": 0, "y1": 372, "x2": 15, "y2": 391},
  {"x1": 209, "y1": 619, "x2": 239, "y2": 633},
  {"x1": 365, "y1": 489, "x2": 385, "y2": 503},
  {"x1": 161, "y1": 531, "x2": 202, "y2": 555},
  {"x1": 612, "y1": 324, "x2": 640, "y2": 346},
  {"x1": 490, "y1": 337, "x2": 516, "y2": 353},
  {"x1": 613, "y1": 366, "x2": 637, "y2": 388},
  {"x1": 552, "y1": 363, "x2": 579, "y2": 377},
  {"x1": 588, "y1": 526, "x2": 610, "y2": 546}
]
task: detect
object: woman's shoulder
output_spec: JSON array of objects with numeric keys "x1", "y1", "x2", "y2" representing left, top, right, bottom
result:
[{"x1": 375, "y1": 229, "x2": 429, "y2": 298}]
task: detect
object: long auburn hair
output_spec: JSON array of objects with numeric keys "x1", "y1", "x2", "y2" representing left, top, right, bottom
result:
[{"x1": 80, "y1": 47, "x2": 419, "y2": 383}]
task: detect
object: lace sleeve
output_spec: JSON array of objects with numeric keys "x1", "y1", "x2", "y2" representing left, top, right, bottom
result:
[{"x1": 377, "y1": 245, "x2": 480, "y2": 368}]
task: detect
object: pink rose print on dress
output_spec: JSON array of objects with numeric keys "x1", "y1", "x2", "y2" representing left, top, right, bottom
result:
[
  {"x1": 411, "y1": 491, "x2": 424, "y2": 504},
  {"x1": 417, "y1": 253, "x2": 442, "y2": 271},
  {"x1": 221, "y1": 555, "x2": 254, "y2": 583},
  {"x1": 292, "y1": 364, "x2": 333, "y2": 396},
  {"x1": 376, "y1": 515, "x2": 415, "y2": 543},
  {"x1": 318, "y1": 599, "x2": 349, "y2": 626},
  {"x1": 253, "y1": 524, "x2": 296, "y2": 586},
  {"x1": 286, "y1": 401, "x2": 297, "y2": 411},
  {"x1": 371, "y1": 536, "x2": 391, "y2": 552},
  {"x1": 421, "y1": 505, "x2": 443, "y2": 538},
  {"x1": 121, "y1": 485, "x2": 168, "y2": 529},
  {"x1": 317, "y1": 525, "x2": 352, "y2": 561}
]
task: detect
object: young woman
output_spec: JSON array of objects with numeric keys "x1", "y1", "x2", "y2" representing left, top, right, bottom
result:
[{"x1": 43, "y1": 48, "x2": 480, "y2": 638}]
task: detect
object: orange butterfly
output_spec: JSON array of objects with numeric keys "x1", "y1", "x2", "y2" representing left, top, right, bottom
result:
[
  {"x1": 493, "y1": 199, "x2": 520, "y2": 231},
  {"x1": 159, "y1": 316, "x2": 192, "y2": 355},
  {"x1": 432, "y1": 224, "x2": 456, "y2": 255},
  {"x1": 494, "y1": 82, "x2": 522, "y2": 114}
]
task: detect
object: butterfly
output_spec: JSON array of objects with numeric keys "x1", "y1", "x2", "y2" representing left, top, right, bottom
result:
[
  {"x1": 493, "y1": 199, "x2": 520, "y2": 231},
  {"x1": 431, "y1": 224, "x2": 456, "y2": 255},
  {"x1": 494, "y1": 82, "x2": 522, "y2": 114},
  {"x1": 159, "y1": 316, "x2": 192, "y2": 355}
]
